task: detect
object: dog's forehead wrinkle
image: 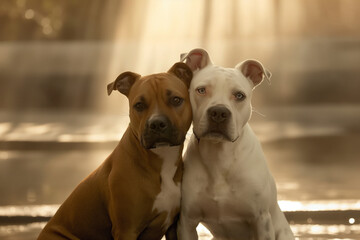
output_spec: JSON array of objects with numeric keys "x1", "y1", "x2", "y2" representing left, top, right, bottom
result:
[
  {"x1": 140, "y1": 78, "x2": 170, "y2": 105},
  {"x1": 147, "y1": 75, "x2": 187, "y2": 97},
  {"x1": 195, "y1": 68, "x2": 244, "y2": 88},
  {"x1": 166, "y1": 88, "x2": 185, "y2": 99},
  {"x1": 211, "y1": 81, "x2": 236, "y2": 102}
]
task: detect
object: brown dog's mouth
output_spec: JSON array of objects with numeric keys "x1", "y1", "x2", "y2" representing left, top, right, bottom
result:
[
  {"x1": 152, "y1": 141, "x2": 174, "y2": 148},
  {"x1": 154, "y1": 142, "x2": 171, "y2": 147},
  {"x1": 145, "y1": 140, "x2": 180, "y2": 149},
  {"x1": 142, "y1": 135, "x2": 183, "y2": 149},
  {"x1": 141, "y1": 114, "x2": 185, "y2": 149},
  {"x1": 150, "y1": 139, "x2": 173, "y2": 149}
]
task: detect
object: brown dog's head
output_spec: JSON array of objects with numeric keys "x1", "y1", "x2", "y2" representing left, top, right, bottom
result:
[{"x1": 107, "y1": 62, "x2": 193, "y2": 149}]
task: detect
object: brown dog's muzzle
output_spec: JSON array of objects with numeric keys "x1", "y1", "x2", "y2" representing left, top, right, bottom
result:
[{"x1": 142, "y1": 115, "x2": 181, "y2": 149}]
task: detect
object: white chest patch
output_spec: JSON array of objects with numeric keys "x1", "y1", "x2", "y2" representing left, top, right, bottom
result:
[{"x1": 151, "y1": 146, "x2": 181, "y2": 228}]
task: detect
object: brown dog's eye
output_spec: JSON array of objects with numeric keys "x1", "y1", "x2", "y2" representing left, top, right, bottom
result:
[
  {"x1": 170, "y1": 96, "x2": 184, "y2": 107},
  {"x1": 134, "y1": 102, "x2": 147, "y2": 112}
]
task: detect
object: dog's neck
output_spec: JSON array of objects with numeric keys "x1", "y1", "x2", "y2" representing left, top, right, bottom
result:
[{"x1": 117, "y1": 127, "x2": 171, "y2": 173}]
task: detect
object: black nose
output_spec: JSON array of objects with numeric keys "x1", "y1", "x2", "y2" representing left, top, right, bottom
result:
[
  {"x1": 208, "y1": 105, "x2": 231, "y2": 123},
  {"x1": 148, "y1": 115, "x2": 169, "y2": 132}
]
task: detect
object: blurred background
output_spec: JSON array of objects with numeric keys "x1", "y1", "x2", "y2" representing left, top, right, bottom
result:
[{"x1": 0, "y1": 0, "x2": 360, "y2": 239}]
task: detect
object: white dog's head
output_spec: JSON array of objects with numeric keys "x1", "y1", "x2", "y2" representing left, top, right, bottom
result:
[{"x1": 181, "y1": 48, "x2": 271, "y2": 142}]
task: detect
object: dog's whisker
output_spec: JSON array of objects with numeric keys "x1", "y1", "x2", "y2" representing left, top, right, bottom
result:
[{"x1": 252, "y1": 107, "x2": 266, "y2": 118}]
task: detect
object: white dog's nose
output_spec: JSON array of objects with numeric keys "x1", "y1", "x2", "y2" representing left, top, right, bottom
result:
[{"x1": 207, "y1": 105, "x2": 231, "y2": 123}]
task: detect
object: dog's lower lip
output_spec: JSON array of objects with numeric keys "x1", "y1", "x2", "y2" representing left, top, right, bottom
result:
[
  {"x1": 207, "y1": 132, "x2": 223, "y2": 137},
  {"x1": 199, "y1": 130, "x2": 233, "y2": 142},
  {"x1": 154, "y1": 142, "x2": 171, "y2": 148},
  {"x1": 149, "y1": 141, "x2": 179, "y2": 149},
  {"x1": 206, "y1": 130, "x2": 226, "y2": 137}
]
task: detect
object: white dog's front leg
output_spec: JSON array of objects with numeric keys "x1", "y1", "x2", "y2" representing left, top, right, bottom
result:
[
  {"x1": 254, "y1": 211, "x2": 275, "y2": 240},
  {"x1": 271, "y1": 204, "x2": 295, "y2": 240},
  {"x1": 177, "y1": 212, "x2": 199, "y2": 240}
]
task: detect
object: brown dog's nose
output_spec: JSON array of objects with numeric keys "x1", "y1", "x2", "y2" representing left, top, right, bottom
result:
[
  {"x1": 208, "y1": 105, "x2": 231, "y2": 123},
  {"x1": 148, "y1": 115, "x2": 169, "y2": 132}
]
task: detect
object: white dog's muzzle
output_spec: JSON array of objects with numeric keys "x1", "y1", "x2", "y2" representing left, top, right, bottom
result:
[{"x1": 193, "y1": 104, "x2": 240, "y2": 142}]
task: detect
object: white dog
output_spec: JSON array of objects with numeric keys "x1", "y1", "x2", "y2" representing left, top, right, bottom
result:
[{"x1": 177, "y1": 48, "x2": 294, "y2": 240}]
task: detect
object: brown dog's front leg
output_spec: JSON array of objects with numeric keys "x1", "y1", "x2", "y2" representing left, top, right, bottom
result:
[{"x1": 165, "y1": 214, "x2": 179, "y2": 240}]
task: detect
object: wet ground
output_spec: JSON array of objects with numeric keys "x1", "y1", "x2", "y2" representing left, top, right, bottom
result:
[{"x1": 0, "y1": 105, "x2": 360, "y2": 239}]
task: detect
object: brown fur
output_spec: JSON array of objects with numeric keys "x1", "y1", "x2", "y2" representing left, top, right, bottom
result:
[{"x1": 38, "y1": 63, "x2": 192, "y2": 240}]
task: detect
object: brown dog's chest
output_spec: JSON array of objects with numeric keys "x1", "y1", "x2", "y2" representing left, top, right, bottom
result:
[
  {"x1": 150, "y1": 146, "x2": 181, "y2": 227},
  {"x1": 124, "y1": 146, "x2": 181, "y2": 240},
  {"x1": 109, "y1": 143, "x2": 182, "y2": 239}
]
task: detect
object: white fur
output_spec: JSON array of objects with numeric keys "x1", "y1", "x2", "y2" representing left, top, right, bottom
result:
[
  {"x1": 178, "y1": 50, "x2": 294, "y2": 240},
  {"x1": 151, "y1": 146, "x2": 181, "y2": 229},
  {"x1": 190, "y1": 66, "x2": 253, "y2": 142}
]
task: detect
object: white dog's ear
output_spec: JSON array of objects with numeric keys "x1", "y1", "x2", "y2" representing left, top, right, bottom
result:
[
  {"x1": 107, "y1": 72, "x2": 141, "y2": 96},
  {"x1": 180, "y1": 48, "x2": 213, "y2": 72},
  {"x1": 236, "y1": 60, "x2": 271, "y2": 88}
]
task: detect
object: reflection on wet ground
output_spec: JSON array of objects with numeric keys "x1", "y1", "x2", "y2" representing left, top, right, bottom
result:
[{"x1": 0, "y1": 106, "x2": 360, "y2": 239}]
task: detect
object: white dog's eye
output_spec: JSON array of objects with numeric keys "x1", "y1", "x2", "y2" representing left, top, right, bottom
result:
[
  {"x1": 234, "y1": 92, "x2": 245, "y2": 101},
  {"x1": 196, "y1": 87, "x2": 206, "y2": 95}
]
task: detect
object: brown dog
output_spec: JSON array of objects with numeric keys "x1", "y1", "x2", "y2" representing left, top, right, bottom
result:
[{"x1": 37, "y1": 62, "x2": 193, "y2": 240}]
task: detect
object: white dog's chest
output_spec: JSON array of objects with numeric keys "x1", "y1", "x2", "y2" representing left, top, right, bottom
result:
[
  {"x1": 151, "y1": 147, "x2": 181, "y2": 229},
  {"x1": 185, "y1": 136, "x2": 273, "y2": 220},
  {"x1": 192, "y1": 177, "x2": 260, "y2": 239},
  {"x1": 200, "y1": 174, "x2": 262, "y2": 220}
]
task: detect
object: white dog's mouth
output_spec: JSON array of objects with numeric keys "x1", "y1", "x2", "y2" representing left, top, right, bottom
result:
[
  {"x1": 196, "y1": 129, "x2": 233, "y2": 142},
  {"x1": 193, "y1": 105, "x2": 239, "y2": 142},
  {"x1": 205, "y1": 132, "x2": 229, "y2": 140}
]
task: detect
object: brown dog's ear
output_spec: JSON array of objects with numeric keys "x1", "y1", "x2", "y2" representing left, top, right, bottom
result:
[
  {"x1": 168, "y1": 62, "x2": 193, "y2": 88},
  {"x1": 107, "y1": 72, "x2": 141, "y2": 96},
  {"x1": 236, "y1": 60, "x2": 271, "y2": 88},
  {"x1": 180, "y1": 48, "x2": 213, "y2": 72}
]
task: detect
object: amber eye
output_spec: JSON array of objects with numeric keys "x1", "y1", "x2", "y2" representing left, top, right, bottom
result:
[
  {"x1": 234, "y1": 91, "x2": 246, "y2": 101},
  {"x1": 133, "y1": 102, "x2": 147, "y2": 112},
  {"x1": 196, "y1": 87, "x2": 206, "y2": 95},
  {"x1": 170, "y1": 96, "x2": 184, "y2": 107}
]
